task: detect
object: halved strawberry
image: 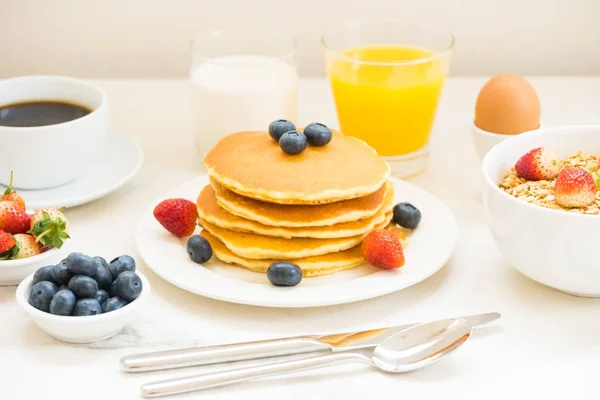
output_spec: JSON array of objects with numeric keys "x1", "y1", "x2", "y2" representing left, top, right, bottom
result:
[
  {"x1": 514, "y1": 147, "x2": 561, "y2": 181},
  {"x1": 361, "y1": 229, "x2": 405, "y2": 269},
  {"x1": 554, "y1": 167, "x2": 597, "y2": 208}
]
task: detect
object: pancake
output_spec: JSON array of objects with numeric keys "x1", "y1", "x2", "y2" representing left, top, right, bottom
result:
[
  {"x1": 199, "y1": 214, "x2": 392, "y2": 260},
  {"x1": 213, "y1": 180, "x2": 391, "y2": 228},
  {"x1": 198, "y1": 184, "x2": 395, "y2": 238},
  {"x1": 200, "y1": 231, "x2": 365, "y2": 277},
  {"x1": 204, "y1": 130, "x2": 390, "y2": 205}
]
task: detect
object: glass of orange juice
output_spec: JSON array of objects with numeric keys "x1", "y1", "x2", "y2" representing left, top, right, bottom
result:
[{"x1": 322, "y1": 21, "x2": 454, "y2": 177}]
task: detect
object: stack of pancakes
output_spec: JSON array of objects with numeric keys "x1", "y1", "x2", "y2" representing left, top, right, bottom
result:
[{"x1": 197, "y1": 130, "x2": 399, "y2": 277}]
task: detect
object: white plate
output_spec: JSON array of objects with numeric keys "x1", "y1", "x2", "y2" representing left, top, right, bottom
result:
[
  {"x1": 3, "y1": 133, "x2": 143, "y2": 210},
  {"x1": 135, "y1": 176, "x2": 458, "y2": 308}
]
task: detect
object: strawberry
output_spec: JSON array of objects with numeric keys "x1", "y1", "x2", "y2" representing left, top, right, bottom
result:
[
  {"x1": 361, "y1": 229, "x2": 405, "y2": 269},
  {"x1": 28, "y1": 208, "x2": 70, "y2": 249},
  {"x1": 2, "y1": 171, "x2": 25, "y2": 211},
  {"x1": 514, "y1": 147, "x2": 561, "y2": 181},
  {"x1": 12, "y1": 233, "x2": 41, "y2": 259},
  {"x1": 554, "y1": 167, "x2": 597, "y2": 208},
  {"x1": 0, "y1": 230, "x2": 17, "y2": 259},
  {"x1": 153, "y1": 198, "x2": 198, "y2": 237},
  {"x1": 0, "y1": 201, "x2": 31, "y2": 234}
]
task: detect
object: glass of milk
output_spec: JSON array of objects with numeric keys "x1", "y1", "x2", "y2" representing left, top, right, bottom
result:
[{"x1": 190, "y1": 28, "x2": 298, "y2": 159}]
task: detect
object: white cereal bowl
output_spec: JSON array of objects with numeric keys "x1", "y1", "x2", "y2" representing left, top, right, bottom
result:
[
  {"x1": 16, "y1": 271, "x2": 150, "y2": 343},
  {"x1": 472, "y1": 121, "x2": 543, "y2": 159},
  {"x1": 482, "y1": 125, "x2": 600, "y2": 297},
  {"x1": 0, "y1": 247, "x2": 65, "y2": 286}
]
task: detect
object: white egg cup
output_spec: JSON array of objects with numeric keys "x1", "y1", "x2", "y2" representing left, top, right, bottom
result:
[{"x1": 472, "y1": 121, "x2": 544, "y2": 160}]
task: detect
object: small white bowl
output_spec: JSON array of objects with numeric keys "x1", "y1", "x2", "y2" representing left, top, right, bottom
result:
[
  {"x1": 0, "y1": 247, "x2": 65, "y2": 286},
  {"x1": 482, "y1": 125, "x2": 600, "y2": 297},
  {"x1": 16, "y1": 271, "x2": 150, "y2": 343},
  {"x1": 472, "y1": 121, "x2": 543, "y2": 159}
]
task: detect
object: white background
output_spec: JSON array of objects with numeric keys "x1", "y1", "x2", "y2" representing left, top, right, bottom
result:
[{"x1": 2, "y1": 0, "x2": 600, "y2": 78}]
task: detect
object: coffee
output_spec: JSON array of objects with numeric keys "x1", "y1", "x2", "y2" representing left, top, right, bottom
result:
[{"x1": 0, "y1": 100, "x2": 92, "y2": 127}]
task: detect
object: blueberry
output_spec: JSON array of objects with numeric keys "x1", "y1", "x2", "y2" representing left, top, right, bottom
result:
[
  {"x1": 94, "y1": 265, "x2": 113, "y2": 291},
  {"x1": 268, "y1": 119, "x2": 296, "y2": 141},
  {"x1": 303, "y1": 123, "x2": 332, "y2": 146},
  {"x1": 392, "y1": 202, "x2": 422, "y2": 230},
  {"x1": 68, "y1": 275, "x2": 98, "y2": 298},
  {"x1": 108, "y1": 255, "x2": 136, "y2": 279},
  {"x1": 94, "y1": 289, "x2": 109, "y2": 305},
  {"x1": 49, "y1": 289, "x2": 76, "y2": 316},
  {"x1": 110, "y1": 271, "x2": 142, "y2": 302},
  {"x1": 59, "y1": 284, "x2": 69, "y2": 291},
  {"x1": 279, "y1": 131, "x2": 307, "y2": 155},
  {"x1": 102, "y1": 297, "x2": 128, "y2": 313},
  {"x1": 52, "y1": 260, "x2": 73, "y2": 285},
  {"x1": 186, "y1": 235, "x2": 213, "y2": 264},
  {"x1": 72, "y1": 299, "x2": 102, "y2": 316},
  {"x1": 66, "y1": 252, "x2": 98, "y2": 277},
  {"x1": 28, "y1": 281, "x2": 58, "y2": 312},
  {"x1": 267, "y1": 262, "x2": 302, "y2": 287},
  {"x1": 33, "y1": 266, "x2": 56, "y2": 285},
  {"x1": 93, "y1": 256, "x2": 109, "y2": 268}
]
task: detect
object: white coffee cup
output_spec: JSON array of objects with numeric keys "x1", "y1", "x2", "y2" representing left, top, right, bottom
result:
[{"x1": 0, "y1": 76, "x2": 108, "y2": 190}]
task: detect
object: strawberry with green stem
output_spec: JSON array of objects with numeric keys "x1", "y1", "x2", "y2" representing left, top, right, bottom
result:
[
  {"x1": 28, "y1": 208, "x2": 70, "y2": 249},
  {"x1": 2, "y1": 171, "x2": 25, "y2": 211},
  {"x1": 0, "y1": 201, "x2": 31, "y2": 234}
]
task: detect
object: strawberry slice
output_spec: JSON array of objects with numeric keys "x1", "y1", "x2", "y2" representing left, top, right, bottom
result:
[
  {"x1": 514, "y1": 147, "x2": 561, "y2": 181},
  {"x1": 554, "y1": 167, "x2": 597, "y2": 208}
]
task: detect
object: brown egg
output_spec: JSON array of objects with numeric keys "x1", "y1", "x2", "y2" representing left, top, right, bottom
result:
[{"x1": 475, "y1": 74, "x2": 541, "y2": 135}]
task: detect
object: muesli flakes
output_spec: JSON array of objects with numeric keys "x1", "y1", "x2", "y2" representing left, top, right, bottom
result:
[{"x1": 498, "y1": 151, "x2": 600, "y2": 214}]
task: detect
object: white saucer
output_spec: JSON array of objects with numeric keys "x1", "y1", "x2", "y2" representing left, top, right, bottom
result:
[
  {"x1": 136, "y1": 175, "x2": 458, "y2": 308},
  {"x1": 4, "y1": 133, "x2": 143, "y2": 210}
]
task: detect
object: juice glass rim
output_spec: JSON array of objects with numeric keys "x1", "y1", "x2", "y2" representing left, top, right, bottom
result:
[
  {"x1": 321, "y1": 20, "x2": 455, "y2": 66},
  {"x1": 191, "y1": 28, "x2": 297, "y2": 65}
]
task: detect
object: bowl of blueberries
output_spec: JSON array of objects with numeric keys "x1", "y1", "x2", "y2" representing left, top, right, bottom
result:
[{"x1": 15, "y1": 251, "x2": 150, "y2": 343}]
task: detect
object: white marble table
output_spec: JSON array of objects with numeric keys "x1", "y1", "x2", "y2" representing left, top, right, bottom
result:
[{"x1": 2, "y1": 77, "x2": 600, "y2": 399}]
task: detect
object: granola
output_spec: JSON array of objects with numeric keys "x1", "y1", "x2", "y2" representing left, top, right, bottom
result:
[{"x1": 498, "y1": 151, "x2": 600, "y2": 214}]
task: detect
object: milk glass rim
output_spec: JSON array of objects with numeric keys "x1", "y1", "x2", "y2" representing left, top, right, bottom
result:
[
  {"x1": 321, "y1": 20, "x2": 455, "y2": 66},
  {"x1": 191, "y1": 28, "x2": 297, "y2": 64}
]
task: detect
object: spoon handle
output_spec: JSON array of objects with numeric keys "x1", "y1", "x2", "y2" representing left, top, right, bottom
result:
[{"x1": 141, "y1": 351, "x2": 369, "y2": 398}]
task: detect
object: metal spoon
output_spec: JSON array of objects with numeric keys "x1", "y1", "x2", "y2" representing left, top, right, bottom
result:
[{"x1": 141, "y1": 318, "x2": 472, "y2": 398}]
